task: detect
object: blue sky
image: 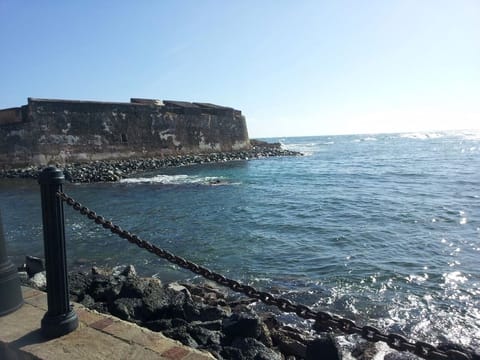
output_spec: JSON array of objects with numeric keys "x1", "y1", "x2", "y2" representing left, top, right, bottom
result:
[{"x1": 1, "y1": 1, "x2": 479, "y2": 137}]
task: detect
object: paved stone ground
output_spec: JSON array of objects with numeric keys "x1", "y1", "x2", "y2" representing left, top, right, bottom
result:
[{"x1": 0, "y1": 287, "x2": 215, "y2": 360}]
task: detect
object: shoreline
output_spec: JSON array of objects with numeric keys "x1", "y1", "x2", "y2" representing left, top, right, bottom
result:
[
  {"x1": 21, "y1": 264, "x2": 474, "y2": 360},
  {"x1": 0, "y1": 140, "x2": 301, "y2": 183},
  {"x1": 22, "y1": 263, "x2": 343, "y2": 360}
]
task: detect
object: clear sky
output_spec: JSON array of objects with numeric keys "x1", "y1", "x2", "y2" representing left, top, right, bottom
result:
[{"x1": 1, "y1": 1, "x2": 479, "y2": 137}]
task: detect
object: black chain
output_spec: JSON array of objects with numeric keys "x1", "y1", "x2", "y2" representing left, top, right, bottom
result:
[{"x1": 58, "y1": 191, "x2": 471, "y2": 360}]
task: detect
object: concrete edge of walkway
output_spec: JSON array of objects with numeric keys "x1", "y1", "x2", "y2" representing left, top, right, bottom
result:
[{"x1": 0, "y1": 286, "x2": 215, "y2": 360}]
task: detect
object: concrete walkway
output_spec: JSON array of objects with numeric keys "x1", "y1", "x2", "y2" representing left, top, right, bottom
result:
[{"x1": 0, "y1": 287, "x2": 215, "y2": 360}]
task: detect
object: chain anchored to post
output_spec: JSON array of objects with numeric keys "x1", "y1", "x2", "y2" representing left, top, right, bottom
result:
[{"x1": 57, "y1": 190, "x2": 472, "y2": 360}]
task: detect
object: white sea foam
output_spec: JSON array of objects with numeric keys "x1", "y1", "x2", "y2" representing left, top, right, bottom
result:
[
  {"x1": 352, "y1": 137, "x2": 377, "y2": 142},
  {"x1": 371, "y1": 342, "x2": 392, "y2": 360},
  {"x1": 456, "y1": 129, "x2": 480, "y2": 140},
  {"x1": 120, "y1": 174, "x2": 228, "y2": 185},
  {"x1": 405, "y1": 273, "x2": 429, "y2": 284},
  {"x1": 282, "y1": 141, "x2": 333, "y2": 155},
  {"x1": 400, "y1": 132, "x2": 445, "y2": 140}
]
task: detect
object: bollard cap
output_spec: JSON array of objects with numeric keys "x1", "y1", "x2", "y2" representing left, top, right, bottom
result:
[{"x1": 38, "y1": 167, "x2": 65, "y2": 185}]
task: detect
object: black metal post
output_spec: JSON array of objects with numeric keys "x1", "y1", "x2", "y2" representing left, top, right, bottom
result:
[
  {"x1": 38, "y1": 167, "x2": 78, "y2": 338},
  {"x1": 0, "y1": 209, "x2": 23, "y2": 316}
]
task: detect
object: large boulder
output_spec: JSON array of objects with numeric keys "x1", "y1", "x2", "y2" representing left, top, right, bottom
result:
[
  {"x1": 68, "y1": 271, "x2": 92, "y2": 302},
  {"x1": 230, "y1": 337, "x2": 282, "y2": 360},
  {"x1": 223, "y1": 313, "x2": 272, "y2": 347},
  {"x1": 305, "y1": 337, "x2": 341, "y2": 360},
  {"x1": 25, "y1": 256, "x2": 45, "y2": 277}
]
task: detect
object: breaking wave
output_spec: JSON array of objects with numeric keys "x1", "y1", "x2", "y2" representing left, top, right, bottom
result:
[
  {"x1": 399, "y1": 132, "x2": 445, "y2": 140},
  {"x1": 120, "y1": 174, "x2": 230, "y2": 186}
]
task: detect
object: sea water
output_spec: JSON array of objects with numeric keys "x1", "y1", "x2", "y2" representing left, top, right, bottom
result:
[{"x1": 1, "y1": 130, "x2": 479, "y2": 351}]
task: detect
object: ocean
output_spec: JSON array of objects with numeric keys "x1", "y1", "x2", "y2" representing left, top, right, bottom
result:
[{"x1": 1, "y1": 130, "x2": 479, "y2": 353}]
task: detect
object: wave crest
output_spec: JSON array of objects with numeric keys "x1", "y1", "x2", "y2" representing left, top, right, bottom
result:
[{"x1": 120, "y1": 174, "x2": 229, "y2": 186}]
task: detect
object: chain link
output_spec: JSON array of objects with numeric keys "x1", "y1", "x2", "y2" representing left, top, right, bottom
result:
[{"x1": 58, "y1": 191, "x2": 472, "y2": 360}]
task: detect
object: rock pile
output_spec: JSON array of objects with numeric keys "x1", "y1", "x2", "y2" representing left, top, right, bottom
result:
[
  {"x1": 0, "y1": 141, "x2": 301, "y2": 183},
  {"x1": 64, "y1": 265, "x2": 339, "y2": 360}
]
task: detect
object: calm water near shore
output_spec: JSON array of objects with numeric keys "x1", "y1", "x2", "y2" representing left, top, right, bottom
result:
[{"x1": 1, "y1": 130, "x2": 479, "y2": 351}]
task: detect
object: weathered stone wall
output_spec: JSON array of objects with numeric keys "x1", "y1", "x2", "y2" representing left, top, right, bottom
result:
[
  {"x1": 0, "y1": 98, "x2": 250, "y2": 168},
  {"x1": 0, "y1": 107, "x2": 24, "y2": 125}
]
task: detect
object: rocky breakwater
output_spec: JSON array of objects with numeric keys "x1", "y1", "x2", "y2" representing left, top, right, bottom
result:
[
  {"x1": 21, "y1": 262, "x2": 338, "y2": 360},
  {"x1": 66, "y1": 266, "x2": 342, "y2": 360},
  {"x1": 0, "y1": 140, "x2": 301, "y2": 183}
]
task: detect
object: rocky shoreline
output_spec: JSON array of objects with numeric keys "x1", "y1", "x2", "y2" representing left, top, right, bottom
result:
[
  {"x1": 22, "y1": 263, "x2": 340, "y2": 360},
  {"x1": 0, "y1": 140, "x2": 301, "y2": 183},
  {"x1": 19, "y1": 260, "x2": 477, "y2": 360}
]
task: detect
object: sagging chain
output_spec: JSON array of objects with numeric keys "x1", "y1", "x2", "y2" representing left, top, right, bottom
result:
[{"x1": 57, "y1": 191, "x2": 471, "y2": 360}]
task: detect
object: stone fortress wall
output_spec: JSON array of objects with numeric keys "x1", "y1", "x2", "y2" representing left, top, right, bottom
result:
[{"x1": 0, "y1": 98, "x2": 250, "y2": 168}]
